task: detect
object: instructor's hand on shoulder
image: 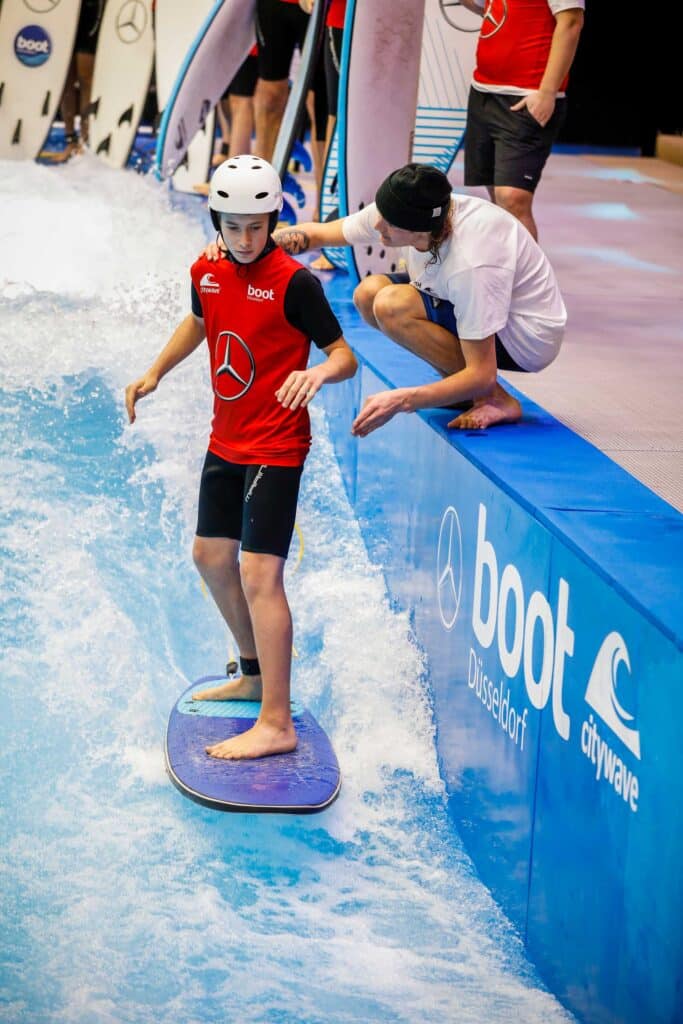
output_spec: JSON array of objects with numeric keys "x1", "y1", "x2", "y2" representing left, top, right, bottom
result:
[
  {"x1": 125, "y1": 372, "x2": 159, "y2": 424},
  {"x1": 201, "y1": 238, "x2": 227, "y2": 262}
]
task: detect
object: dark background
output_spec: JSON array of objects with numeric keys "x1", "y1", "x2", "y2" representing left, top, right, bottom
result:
[{"x1": 558, "y1": 5, "x2": 680, "y2": 154}]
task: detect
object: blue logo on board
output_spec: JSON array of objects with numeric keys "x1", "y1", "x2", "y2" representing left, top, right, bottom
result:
[{"x1": 14, "y1": 25, "x2": 52, "y2": 67}]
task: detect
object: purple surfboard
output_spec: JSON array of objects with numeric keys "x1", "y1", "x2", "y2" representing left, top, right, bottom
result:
[{"x1": 165, "y1": 677, "x2": 341, "y2": 814}]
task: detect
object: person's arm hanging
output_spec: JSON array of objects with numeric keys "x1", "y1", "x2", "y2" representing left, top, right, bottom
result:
[{"x1": 125, "y1": 314, "x2": 206, "y2": 423}]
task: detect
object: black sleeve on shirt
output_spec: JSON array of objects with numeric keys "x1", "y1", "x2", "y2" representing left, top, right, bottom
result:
[
  {"x1": 191, "y1": 282, "x2": 203, "y2": 318},
  {"x1": 284, "y1": 268, "x2": 343, "y2": 349}
]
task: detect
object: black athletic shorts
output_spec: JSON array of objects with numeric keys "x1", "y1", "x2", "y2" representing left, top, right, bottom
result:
[
  {"x1": 256, "y1": 0, "x2": 308, "y2": 82},
  {"x1": 225, "y1": 53, "x2": 258, "y2": 99},
  {"x1": 324, "y1": 27, "x2": 343, "y2": 118},
  {"x1": 386, "y1": 273, "x2": 526, "y2": 373},
  {"x1": 464, "y1": 88, "x2": 567, "y2": 194},
  {"x1": 75, "y1": 0, "x2": 103, "y2": 54},
  {"x1": 196, "y1": 451, "x2": 303, "y2": 559}
]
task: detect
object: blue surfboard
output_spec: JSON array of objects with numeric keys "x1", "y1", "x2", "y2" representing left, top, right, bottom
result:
[{"x1": 165, "y1": 677, "x2": 341, "y2": 814}]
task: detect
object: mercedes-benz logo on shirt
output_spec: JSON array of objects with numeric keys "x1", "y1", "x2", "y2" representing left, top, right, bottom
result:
[
  {"x1": 116, "y1": 0, "x2": 147, "y2": 43},
  {"x1": 23, "y1": 0, "x2": 61, "y2": 12},
  {"x1": 481, "y1": 0, "x2": 507, "y2": 39},
  {"x1": 436, "y1": 506, "x2": 463, "y2": 630},
  {"x1": 214, "y1": 331, "x2": 255, "y2": 401},
  {"x1": 439, "y1": 0, "x2": 482, "y2": 33}
]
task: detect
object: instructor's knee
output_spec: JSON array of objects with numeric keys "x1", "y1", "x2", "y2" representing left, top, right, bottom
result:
[
  {"x1": 373, "y1": 285, "x2": 410, "y2": 330},
  {"x1": 353, "y1": 277, "x2": 386, "y2": 325}
]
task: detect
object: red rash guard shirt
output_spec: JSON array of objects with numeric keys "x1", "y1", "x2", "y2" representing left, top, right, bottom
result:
[
  {"x1": 191, "y1": 247, "x2": 334, "y2": 468},
  {"x1": 474, "y1": 0, "x2": 570, "y2": 93}
]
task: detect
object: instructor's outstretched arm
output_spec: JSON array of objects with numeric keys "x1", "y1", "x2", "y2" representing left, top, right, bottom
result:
[{"x1": 125, "y1": 314, "x2": 206, "y2": 423}]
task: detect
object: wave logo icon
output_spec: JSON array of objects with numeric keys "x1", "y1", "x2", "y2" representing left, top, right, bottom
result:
[
  {"x1": 436, "y1": 506, "x2": 462, "y2": 631},
  {"x1": 584, "y1": 631, "x2": 640, "y2": 759}
]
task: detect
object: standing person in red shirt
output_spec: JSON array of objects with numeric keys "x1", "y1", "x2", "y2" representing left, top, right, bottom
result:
[
  {"x1": 461, "y1": 0, "x2": 585, "y2": 240},
  {"x1": 125, "y1": 157, "x2": 357, "y2": 760}
]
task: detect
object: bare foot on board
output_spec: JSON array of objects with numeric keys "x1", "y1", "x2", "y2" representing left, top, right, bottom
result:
[
  {"x1": 192, "y1": 675, "x2": 263, "y2": 702},
  {"x1": 206, "y1": 719, "x2": 298, "y2": 760}
]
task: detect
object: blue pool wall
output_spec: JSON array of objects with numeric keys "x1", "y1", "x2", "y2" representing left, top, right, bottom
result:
[{"x1": 317, "y1": 274, "x2": 683, "y2": 1024}]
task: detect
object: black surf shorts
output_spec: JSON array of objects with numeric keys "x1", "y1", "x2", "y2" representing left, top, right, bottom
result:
[
  {"x1": 225, "y1": 53, "x2": 258, "y2": 99},
  {"x1": 256, "y1": 0, "x2": 308, "y2": 82},
  {"x1": 464, "y1": 88, "x2": 566, "y2": 194},
  {"x1": 196, "y1": 451, "x2": 303, "y2": 559}
]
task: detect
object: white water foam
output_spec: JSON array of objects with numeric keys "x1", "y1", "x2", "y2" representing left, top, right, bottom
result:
[{"x1": 0, "y1": 156, "x2": 574, "y2": 1024}]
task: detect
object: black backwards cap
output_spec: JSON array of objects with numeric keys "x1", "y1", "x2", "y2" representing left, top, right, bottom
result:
[{"x1": 375, "y1": 163, "x2": 452, "y2": 233}]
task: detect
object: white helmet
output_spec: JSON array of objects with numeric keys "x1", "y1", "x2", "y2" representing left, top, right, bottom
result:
[{"x1": 209, "y1": 154, "x2": 284, "y2": 220}]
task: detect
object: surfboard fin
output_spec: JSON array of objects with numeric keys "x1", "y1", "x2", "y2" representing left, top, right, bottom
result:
[
  {"x1": 96, "y1": 134, "x2": 111, "y2": 155},
  {"x1": 41, "y1": 91, "x2": 51, "y2": 117},
  {"x1": 0, "y1": 82, "x2": 4, "y2": 108},
  {"x1": 12, "y1": 119, "x2": 21, "y2": 145},
  {"x1": 118, "y1": 105, "x2": 134, "y2": 127},
  {"x1": 85, "y1": 97, "x2": 100, "y2": 118}
]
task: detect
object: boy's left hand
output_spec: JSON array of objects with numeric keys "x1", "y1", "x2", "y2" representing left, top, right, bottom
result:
[{"x1": 276, "y1": 369, "x2": 324, "y2": 410}]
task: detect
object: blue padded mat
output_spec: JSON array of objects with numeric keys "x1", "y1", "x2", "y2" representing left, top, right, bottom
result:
[{"x1": 165, "y1": 678, "x2": 340, "y2": 814}]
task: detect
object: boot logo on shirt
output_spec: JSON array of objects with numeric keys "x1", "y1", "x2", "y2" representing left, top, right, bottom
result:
[
  {"x1": 481, "y1": 0, "x2": 507, "y2": 39},
  {"x1": 247, "y1": 283, "x2": 275, "y2": 302},
  {"x1": 214, "y1": 330, "x2": 255, "y2": 401}
]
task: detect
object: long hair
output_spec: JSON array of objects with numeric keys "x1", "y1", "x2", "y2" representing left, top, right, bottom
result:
[{"x1": 426, "y1": 204, "x2": 454, "y2": 265}]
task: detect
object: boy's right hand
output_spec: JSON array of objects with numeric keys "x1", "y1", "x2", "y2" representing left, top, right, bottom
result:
[{"x1": 125, "y1": 373, "x2": 159, "y2": 424}]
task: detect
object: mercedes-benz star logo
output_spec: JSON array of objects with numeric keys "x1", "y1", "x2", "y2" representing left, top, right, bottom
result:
[
  {"x1": 24, "y1": 0, "x2": 61, "y2": 12},
  {"x1": 116, "y1": 0, "x2": 147, "y2": 44},
  {"x1": 439, "y1": 0, "x2": 482, "y2": 33},
  {"x1": 480, "y1": 0, "x2": 507, "y2": 39},
  {"x1": 436, "y1": 506, "x2": 463, "y2": 631},
  {"x1": 214, "y1": 331, "x2": 255, "y2": 401}
]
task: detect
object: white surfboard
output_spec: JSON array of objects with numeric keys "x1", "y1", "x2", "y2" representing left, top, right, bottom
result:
[
  {"x1": 0, "y1": 0, "x2": 81, "y2": 161},
  {"x1": 154, "y1": 0, "x2": 216, "y2": 194},
  {"x1": 413, "y1": 0, "x2": 479, "y2": 173},
  {"x1": 88, "y1": 0, "x2": 154, "y2": 168},
  {"x1": 155, "y1": 0, "x2": 255, "y2": 181},
  {"x1": 337, "y1": 0, "x2": 426, "y2": 282}
]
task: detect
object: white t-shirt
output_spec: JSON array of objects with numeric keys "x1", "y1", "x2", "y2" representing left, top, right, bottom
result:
[{"x1": 342, "y1": 195, "x2": 566, "y2": 372}]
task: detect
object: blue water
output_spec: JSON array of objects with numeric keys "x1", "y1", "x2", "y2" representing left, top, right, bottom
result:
[{"x1": 0, "y1": 158, "x2": 574, "y2": 1024}]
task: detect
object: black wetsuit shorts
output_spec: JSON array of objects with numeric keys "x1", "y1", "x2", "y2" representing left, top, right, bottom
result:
[{"x1": 196, "y1": 452, "x2": 303, "y2": 559}]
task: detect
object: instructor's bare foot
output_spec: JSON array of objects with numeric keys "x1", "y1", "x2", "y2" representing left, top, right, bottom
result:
[
  {"x1": 447, "y1": 383, "x2": 522, "y2": 430},
  {"x1": 206, "y1": 719, "x2": 297, "y2": 760},
  {"x1": 192, "y1": 675, "x2": 262, "y2": 702}
]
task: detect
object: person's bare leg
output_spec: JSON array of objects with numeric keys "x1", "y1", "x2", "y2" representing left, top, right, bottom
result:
[
  {"x1": 372, "y1": 284, "x2": 521, "y2": 428},
  {"x1": 372, "y1": 284, "x2": 467, "y2": 374},
  {"x1": 353, "y1": 275, "x2": 397, "y2": 330},
  {"x1": 493, "y1": 185, "x2": 538, "y2": 241},
  {"x1": 76, "y1": 51, "x2": 94, "y2": 146},
  {"x1": 253, "y1": 78, "x2": 289, "y2": 161},
  {"x1": 228, "y1": 95, "x2": 254, "y2": 157},
  {"x1": 206, "y1": 552, "x2": 297, "y2": 760},
  {"x1": 311, "y1": 115, "x2": 337, "y2": 269},
  {"x1": 191, "y1": 536, "x2": 262, "y2": 701},
  {"x1": 305, "y1": 90, "x2": 324, "y2": 217}
]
